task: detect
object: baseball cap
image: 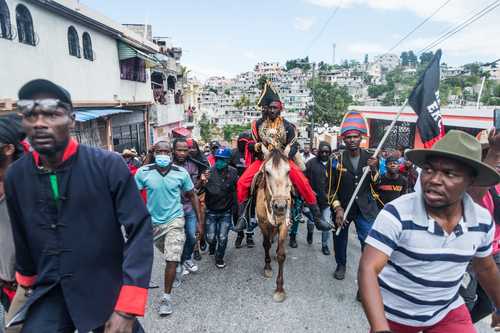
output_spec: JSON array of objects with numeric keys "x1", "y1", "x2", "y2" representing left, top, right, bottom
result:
[{"x1": 18, "y1": 79, "x2": 73, "y2": 106}]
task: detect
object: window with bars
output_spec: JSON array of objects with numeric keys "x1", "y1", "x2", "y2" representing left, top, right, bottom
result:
[
  {"x1": 16, "y1": 4, "x2": 35, "y2": 45},
  {"x1": 82, "y1": 32, "x2": 93, "y2": 61},
  {"x1": 0, "y1": 0, "x2": 12, "y2": 39},
  {"x1": 369, "y1": 120, "x2": 416, "y2": 149},
  {"x1": 119, "y1": 58, "x2": 146, "y2": 82},
  {"x1": 112, "y1": 122, "x2": 146, "y2": 153},
  {"x1": 68, "y1": 26, "x2": 80, "y2": 57}
]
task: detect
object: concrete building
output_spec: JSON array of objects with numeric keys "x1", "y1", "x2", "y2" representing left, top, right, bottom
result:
[
  {"x1": 373, "y1": 53, "x2": 399, "y2": 71},
  {"x1": 349, "y1": 105, "x2": 498, "y2": 149},
  {"x1": 0, "y1": 0, "x2": 162, "y2": 152},
  {"x1": 484, "y1": 64, "x2": 500, "y2": 81},
  {"x1": 149, "y1": 35, "x2": 186, "y2": 141},
  {"x1": 440, "y1": 65, "x2": 468, "y2": 80}
]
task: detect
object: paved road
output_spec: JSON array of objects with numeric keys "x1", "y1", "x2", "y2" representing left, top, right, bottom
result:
[{"x1": 142, "y1": 224, "x2": 493, "y2": 333}]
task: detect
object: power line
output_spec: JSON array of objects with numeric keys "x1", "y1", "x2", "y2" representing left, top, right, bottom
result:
[
  {"x1": 385, "y1": 0, "x2": 452, "y2": 54},
  {"x1": 305, "y1": 1, "x2": 343, "y2": 54},
  {"x1": 418, "y1": 0, "x2": 500, "y2": 54},
  {"x1": 419, "y1": 0, "x2": 500, "y2": 53}
]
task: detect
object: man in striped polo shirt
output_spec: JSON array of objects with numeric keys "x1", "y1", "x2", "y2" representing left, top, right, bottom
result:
[{"x1": 359, "y1": 130, "x2": 500, "y2": 333}]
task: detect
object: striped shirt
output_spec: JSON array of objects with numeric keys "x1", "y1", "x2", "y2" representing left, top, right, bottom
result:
[{"x1": 366, "y1": 192, "x2": 494, "y2": 327}]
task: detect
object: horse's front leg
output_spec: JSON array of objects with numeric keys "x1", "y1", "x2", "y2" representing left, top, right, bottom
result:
[
  {"x1": 262, "y1": 224, "x2": 273, "y2": 278},
  {"x1": 273, "y1": 222, "x2": 288, "y2": 302}
]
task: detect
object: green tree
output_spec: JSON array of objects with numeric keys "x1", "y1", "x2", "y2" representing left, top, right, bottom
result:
[
  {"x1": 285, "y1": 57, "x2": 311, "y2": 71},
  {"x1": 224, "y1": 89, "x2": 231, "y2": 96},
  {"x1": 368, "y1": 85, "x2": 388, "y2": 98},
  {"x1": 494, "y1": 83, "x2": 500, "y2": 97},
  {"x1": 199, "y1": 113, "x2": 212, "y2": 143},
  {"x1": 408, "y1": 51, "x2": 418, "y2": 67},
  {"x1": 318, "y1": 61, "x2": 331, "y2": 72},
  {"x1": 400, "y1": 51, "x2": 409, "y2": 67},
  {"x1": 382, "y1": 91, "x2": 395, "y2": 106},
  {"x1": 222, "y1": 124, "x2": 251, "y2": 142},
  {"x1": 234, "y1": 95, "x2": 251, "y2": 110},
  {"x1": 464, "y1": 63, "x2": 481, "y2": 76},
  {"x1": 419, "y1": 51, "x2": 434, "y2": 65},
  {"x1": 308, "y1": 80, "x2": 353, "y2": 125}
]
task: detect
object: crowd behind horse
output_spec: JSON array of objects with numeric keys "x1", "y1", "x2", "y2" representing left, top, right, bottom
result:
[{"x1": 0, "y1": 78, "x2": 499, "y2": 333}]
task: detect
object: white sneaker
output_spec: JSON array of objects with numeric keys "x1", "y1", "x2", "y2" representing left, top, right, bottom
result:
[
  {"x1": 173, "y1": 276, "x2": 182, "y2": 288},
  {"x1": 159, "y1": 298, "x2": 173, "y2": 316},
  {"x1": 184, "y1": 260, "x2": 199, "y2": 273}
]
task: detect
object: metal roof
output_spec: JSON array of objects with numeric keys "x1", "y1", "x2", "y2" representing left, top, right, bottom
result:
[{"x1": 74, "y1": 109, "x2": 132, "y2": 122}]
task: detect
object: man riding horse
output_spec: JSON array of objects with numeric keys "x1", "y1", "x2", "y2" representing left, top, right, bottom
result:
[{"x1": 234, "y1": 82, "x2": 331, "y2": 232}]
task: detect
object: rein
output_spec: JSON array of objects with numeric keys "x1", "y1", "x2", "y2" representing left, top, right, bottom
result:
[{"x1": 261, "y1": 156, "x2": 291, "y2": 226}]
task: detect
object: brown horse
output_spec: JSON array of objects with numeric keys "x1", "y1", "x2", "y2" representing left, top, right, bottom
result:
[{"x1": 255, "y1": 145, "x2": 292, "y2": 302}]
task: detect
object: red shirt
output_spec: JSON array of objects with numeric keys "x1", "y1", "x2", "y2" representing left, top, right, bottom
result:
[{"x1": 481, "y1": 184, "x2": 500, "y2": 255}]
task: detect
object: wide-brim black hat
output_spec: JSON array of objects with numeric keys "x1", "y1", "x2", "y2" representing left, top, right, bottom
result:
[
  {"x1": 257, "y1": 81, "x2": 281, "y2": 107},
  {"x1": 405, "y1": 130, "x2": 499, "y2": 186},
  {"x1": 18, "y1": 79, "x2": 72, "y2": 106}
]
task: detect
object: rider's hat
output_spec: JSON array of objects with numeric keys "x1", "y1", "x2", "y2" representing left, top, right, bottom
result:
[{"x1": 257, "y1": 81, "x2": 282, "y2": 109}]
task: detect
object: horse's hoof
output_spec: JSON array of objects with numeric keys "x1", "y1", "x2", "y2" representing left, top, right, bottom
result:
[
  {"x1": 263, "y1": 269, "x2": 273, "y2": 278},
  {"x1": 273, "y1": 291, "x2": 287, "y2": 303}
]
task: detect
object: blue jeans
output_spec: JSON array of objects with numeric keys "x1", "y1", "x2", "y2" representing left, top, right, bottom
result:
[
  {"x1": 321, "y1": 208, "x2": 331, "y2": 248},
  {"x1": 333, "y1": 213, "x2": 374, "y2": 266},
  {"x1": 181, "y1": 209, "x2": 197, "y2": 263},
  {"x1": 296, "y1": 206, "x2": 330, "y2": 247},
  {"x1": 205, "y1": 210, "x2": 232, "y2": 259}
]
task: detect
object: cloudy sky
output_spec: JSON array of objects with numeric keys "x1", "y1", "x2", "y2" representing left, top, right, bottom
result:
[{"x1": 82, "y1": 0, "x2": 500, "y2": 79}]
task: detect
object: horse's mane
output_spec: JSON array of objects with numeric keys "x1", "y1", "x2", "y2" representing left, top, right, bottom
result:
[{"x1": 266, "y1": 149, "x2": 288, "y2": 169}]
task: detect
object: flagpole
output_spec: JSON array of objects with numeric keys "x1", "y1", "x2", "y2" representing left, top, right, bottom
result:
[{"x1": 335, "y1": 99, "x2": 409, "y2": 236}]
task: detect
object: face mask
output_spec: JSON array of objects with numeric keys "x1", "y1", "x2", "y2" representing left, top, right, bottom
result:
[
  {"x1": 215, "y1": 159, "x2": 228, "y2": 170},
  {"x1": 155, "y1": 154, "x2": 171, "y2": 168}
]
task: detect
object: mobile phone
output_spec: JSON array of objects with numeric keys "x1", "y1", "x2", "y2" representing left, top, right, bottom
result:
[{"x1": 495, "y1": 109, "x2": 500, "y2": 131}]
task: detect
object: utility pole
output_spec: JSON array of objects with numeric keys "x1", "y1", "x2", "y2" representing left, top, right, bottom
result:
[{"x1": 310, "y1": 62, "x2": 316, "y2": 146}]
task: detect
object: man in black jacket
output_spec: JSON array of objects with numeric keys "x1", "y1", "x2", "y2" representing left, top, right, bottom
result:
[
  {"x1": 204, "y1": 148, "x2": 239, "y2": 268},
  {"x1": 230, "y1": 131, "x2": 256, "y2": 248},
  {"x1": 5, "y1": 79, "x2": 152, "y2": 333},
  {"x1": 328, "y1": 129, "x2": 379, "y2": 281},
  {"x1": 304, "y1": 142, "x2": 335, "y2": 254}
]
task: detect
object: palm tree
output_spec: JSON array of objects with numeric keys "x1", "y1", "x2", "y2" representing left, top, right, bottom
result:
[{"x1": 179, "y1": 66, "x2": 191, "y2": 84}]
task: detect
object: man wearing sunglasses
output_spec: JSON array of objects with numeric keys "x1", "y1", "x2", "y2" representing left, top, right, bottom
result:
[{"x1": 5, "y1": 79, "x2": 153, "y2": 333}]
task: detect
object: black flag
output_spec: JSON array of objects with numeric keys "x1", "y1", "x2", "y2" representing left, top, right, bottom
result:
[{"x1": 409, "y1": 49, "x2": 444, "y2": 148}]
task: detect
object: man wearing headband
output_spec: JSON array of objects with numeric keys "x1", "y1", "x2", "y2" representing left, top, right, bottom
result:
[
  {"x1": 5, "y1": 79, "x2": 152, "y2": 333},
  {"x1": 327, "y1": 112, "x2": 379, "y2": 283},
  {"x1": 235, "y1": 82, "x2": 331, "y2": 232}
]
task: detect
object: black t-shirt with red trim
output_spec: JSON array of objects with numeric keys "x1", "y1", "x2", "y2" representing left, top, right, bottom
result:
[{"x1": 376, "y1": 174, "x2": 408, "y2": 208}]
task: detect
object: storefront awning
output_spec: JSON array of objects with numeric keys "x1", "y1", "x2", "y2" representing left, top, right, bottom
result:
[
  {"x1": 172, "y1": 127, "x2": 191, "y2": 137},
  {"x1": 118, "y1": 42, "x2": 159, "y2": 68},
  {"x1": 74, "y1": 109, "x2": 132, "y2": 122}
]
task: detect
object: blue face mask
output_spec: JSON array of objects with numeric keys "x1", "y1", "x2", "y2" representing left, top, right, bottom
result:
[{"x1": 155, "y1": 154, "x2": 171, "y2": 168}]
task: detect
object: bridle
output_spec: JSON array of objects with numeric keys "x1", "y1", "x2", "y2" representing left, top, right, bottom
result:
[{"x1": 262, "y1": 159, "x2": 291, "y2": 226}]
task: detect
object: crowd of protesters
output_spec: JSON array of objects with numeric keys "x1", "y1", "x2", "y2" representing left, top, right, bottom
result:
[{"x1": 0, "y1": 79, "x2": 499, "y2": 333}]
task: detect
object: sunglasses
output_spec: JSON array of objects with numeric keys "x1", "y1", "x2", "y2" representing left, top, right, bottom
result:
[{"x1": 17, "y1": 99, "x2": 71, "y2": 115}]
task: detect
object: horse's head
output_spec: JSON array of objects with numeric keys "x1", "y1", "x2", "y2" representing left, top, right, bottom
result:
[{"x1": 261, "y1": 144, "x2": 292, "y2": 217}]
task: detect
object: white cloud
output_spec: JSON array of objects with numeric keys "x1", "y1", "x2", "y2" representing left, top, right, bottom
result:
[
  {"x1": 306, "y1": 0, "x2": 500, "y2": 60},
  {"x1": 294, "y1": 16, "x2": 316, "y2": 31},
  {"x1": 304, "y1": 0, "x2": 494, "y2": 23}
]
